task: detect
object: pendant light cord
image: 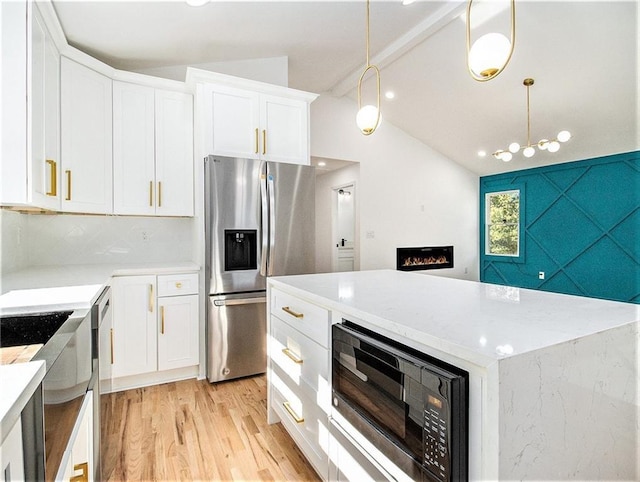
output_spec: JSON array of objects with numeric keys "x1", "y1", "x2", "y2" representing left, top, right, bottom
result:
[{"x1": 365, "y1": 0, "x2": 370, "y2": 67}]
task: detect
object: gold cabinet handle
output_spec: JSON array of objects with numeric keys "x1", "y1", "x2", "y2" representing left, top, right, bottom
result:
[
  {"x1": 254, "y1": 128, "x2": 259, "y2": 154},
  {"x1": 282, "y1": 306, "x2": 303, "y2": 319},
  {"x1": 46, "y1": 160, "x2": 57, "y2": 196},
  {"x1": 283, "y1": 401, "x2": 304, "y2": 424},
  {"x1": 175, "y1": 282, "x2": 182, "y2": 289},
  {"x1": 149, "y1": 284, "x2": 154, "y2": 312},
  {"x1": 149, "y1": 180, "x2": 153, "y2": 207},
  {"x1": 70, "y1": 462, "x2": 88, "y2": 482},
  {"x1": 157, "y1": 181, "x2": 162, "y2": 207},
  {"x1": 282, "y1": 348, "x2": 303, "y2": 364},
  {"x1": 65, "y1": 170, "x2": 71, "y2": 200},
  {"x1": 110, "y1": 328, "x2": 114, "y2": 364},
  {"x1": 262, "y1": 129, "x2": 267, "y2": 155},
  {"x1": 160, "y1": 306, "x2": 165, "y2": 334}
]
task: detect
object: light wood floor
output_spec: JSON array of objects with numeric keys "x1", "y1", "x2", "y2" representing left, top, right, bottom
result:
[{"x1": 101, "y1": 375, "x2": 321, "y2": 481}]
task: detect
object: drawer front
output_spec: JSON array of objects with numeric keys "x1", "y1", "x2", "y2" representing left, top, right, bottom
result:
[
  {"x1": 271, "y1": 315, "x2": 328, "y2": 392},
  {"x1": 270, "y1": 289, "x2": 329, "y2": 348},
  {"x1": 271, "y1": 365, "x2": 328, "y2": 475},
  {"x1": 157, "y1": 272, "x2": 198, "y2": 297}
]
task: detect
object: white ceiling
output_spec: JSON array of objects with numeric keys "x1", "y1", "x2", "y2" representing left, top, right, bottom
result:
[{"x1": 52, "y1": 0, "x2": 639, "y2": 176}]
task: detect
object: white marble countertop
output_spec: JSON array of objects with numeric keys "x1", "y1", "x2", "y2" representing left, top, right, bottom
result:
[
  {"x1": 0, "y1": 262, "x2": 200, "y2": 315},
  {"x1": 0, "y1": 361, "x2": 45, "y2": 442},
  {"x1": 269, "y1": 270, "x2": 639, "y2": 367}
]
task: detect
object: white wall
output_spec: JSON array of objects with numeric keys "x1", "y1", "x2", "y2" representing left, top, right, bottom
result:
[
  {"x1": 310, "y1": 94, "x2": 479, "y2": 280},
  {"x1": 315, "y1": 163, "x2": 360, "y2": 273},
  {"x1": 0, "y1": 210, "x2": 27, "y2": 276}
]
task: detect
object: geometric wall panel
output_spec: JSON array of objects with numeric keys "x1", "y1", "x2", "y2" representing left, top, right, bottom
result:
[{"x1": 480, "y1": 150, "x2": 640, "y2": 304}]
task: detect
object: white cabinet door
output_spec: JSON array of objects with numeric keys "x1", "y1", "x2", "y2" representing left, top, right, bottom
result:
[
  {"x1": 0, "y1": 417, "x2": 24, "y2": 482},
  {"x1": 158, "y1": 294, "x2": 199, "y2": 371},
  {"x1": 1, "y1": 2, "x2": 60, "y2": 208},
  {"x1": 206, "y1": 84, "x2": 260, "y2": 159},
  {"x1": 260, "y1": 94, "x2": 308, "y2": 165},
  {"x1": 61, "y1": 57, "x2": 113, "y2": 214},
  {"x1": 30, "y1": 6, "x2": 61, "y2": 210},
  {"x1": 155, "y1": 90, "x2": 194, "y2": 216},
  {"x1": 111, "y1": 275, "x2": 157, "y2": 378},
  {"x1": 113, "y1": 81, "x2": 156, "y2": 215}
]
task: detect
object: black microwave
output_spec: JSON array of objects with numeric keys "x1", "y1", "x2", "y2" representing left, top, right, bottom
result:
[{"x1": 332, "y1": 321, "x2": 469, "y2": 482}]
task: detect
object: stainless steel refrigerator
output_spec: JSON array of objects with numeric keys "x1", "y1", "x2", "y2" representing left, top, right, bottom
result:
[{"x1": 204, "y1": 155, "x2": 315, "y2": 382}]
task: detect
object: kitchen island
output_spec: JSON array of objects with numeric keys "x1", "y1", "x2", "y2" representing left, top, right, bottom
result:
[{"x1": 267, "y1": 270, "x2": 639, "y2": 481}]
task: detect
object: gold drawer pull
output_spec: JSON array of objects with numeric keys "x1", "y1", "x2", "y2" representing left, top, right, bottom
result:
[
  {"x1": 283, "y1": 401, "x2": 304, "y2": 424},
  {"x1": 158, "y1": 181, "x2": 162, "y2": 207},
  {"x1": 65, "y1": 170, "x2": 71, "y2": 200},
  {"x1": 254, "y1": 128, "x2": 259, "y2": 154},
  {"x1": 282, "y1": 306, "x2": 303, "y2": 319},
  {"x1": 282, "y1": 348, "x2": 303, "y2": 364},
  {"x1": 110, "y1": 328, "x2": 114, "y2": 364},
  {"x1": 175, "y1": 282, "x2": 182, "y2": 289},
  {"x1": 46, "y1": 159, "x2": 57, "y2": 196},
  {"x1": 262, "y1": 129, "x2": 267, "y2": 155},
  {"x1": 70, "y1": 461, "x2": 88, "y2": 482},
  {"x1": 149, "y1": 284, "x2": 154, "y2": 312},
  {"x1": 160, "y1": 306, "x2": 165, "y2": 334},
  {"x1": 149, "y1": 180, "x2": 153, "y2": 206}
]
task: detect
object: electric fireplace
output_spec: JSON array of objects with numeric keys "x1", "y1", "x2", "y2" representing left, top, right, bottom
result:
[{"x1": 397, "y1": 246, "x2": 454, "y2": 271}]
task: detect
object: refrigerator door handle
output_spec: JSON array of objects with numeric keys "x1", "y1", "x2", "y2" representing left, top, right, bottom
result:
[
  {"x1": 260, "y1": 173, "x2": 269, "y2": 276},
  {"x1": 267, "y1": 174, "x2": 276, "y2": 276},
  {"x1": 213, "y1": 297, "x2": 267, "y2": 307}
]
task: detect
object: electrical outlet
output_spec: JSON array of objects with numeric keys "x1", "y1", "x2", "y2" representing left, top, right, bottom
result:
[
  {"x1": 141, "y1": 231, "x2": 149, "y2": 242},
  {"x1": 538, "y1": 271, "x2": 545, "y2": 280},
  {"x1": 366, "y1": 231, "x2": 375, "y2": 239}
]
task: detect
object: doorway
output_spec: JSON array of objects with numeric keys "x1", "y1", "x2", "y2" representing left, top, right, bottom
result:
[{"x1": 332, "y1": 183, "x2": 356, "y2": 272}]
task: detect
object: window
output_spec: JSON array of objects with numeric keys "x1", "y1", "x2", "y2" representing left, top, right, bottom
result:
[{"x1": 485, "y1": 189, "x2": 520, "y2": 256}]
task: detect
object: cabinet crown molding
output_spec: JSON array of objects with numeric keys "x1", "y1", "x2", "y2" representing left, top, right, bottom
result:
[{"x1": 186, "y1": 67, "x2": 318, "y2": 103}]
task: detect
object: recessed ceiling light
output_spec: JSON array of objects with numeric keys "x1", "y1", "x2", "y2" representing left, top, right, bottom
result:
[
  {"x1": 478, "y1": 150, "x2": 487, "y2": 157},
  {"x1": 186, "y1": 0, "x2": 208, "y2": 6},
  {"x1": 317, "y1": 161, "x2": 327, "y2": 167},
  {"x1": 384, "y1": 91, "x2": 395, "y2": 100}
]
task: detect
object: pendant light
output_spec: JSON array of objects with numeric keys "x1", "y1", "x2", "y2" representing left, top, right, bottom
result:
[
  {"x1": 493, "y1": 78, "x2": 571, "y2": 162},
  {"x1": 356, "y1": 0, "x2": 381, "y2": 135},
  {"x1": 466, "y1": 0, "x2": 516, "y2": 82}
]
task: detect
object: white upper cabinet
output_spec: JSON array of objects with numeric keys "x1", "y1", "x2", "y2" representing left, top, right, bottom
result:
[
  {"x1": 1, "y1": 2, "x2": 60, "y2": 209},
  {"x1": 61, "y1": 57, "x2": 113, "y2": 213},
  {"x1": 155, "y1": 90, "x2": 194, "y2": 216},
  {"x1": 202, "y1": 79, "x2": 315, "y2": 165},
  {"x1": 113, "y1": 82, "x2": 193, "y2": 216},
  {"x1": 113, "y1": 82, "x2": 155, "y2": 215}
]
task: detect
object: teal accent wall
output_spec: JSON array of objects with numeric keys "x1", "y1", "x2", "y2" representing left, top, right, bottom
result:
[{"x1": 480, "y1": 151, "x2": 640, "y2": 304}]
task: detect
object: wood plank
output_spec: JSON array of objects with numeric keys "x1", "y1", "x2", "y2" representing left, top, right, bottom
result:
[{"x1": 104, "y1": 375, "x2": 321, "y2": 481}]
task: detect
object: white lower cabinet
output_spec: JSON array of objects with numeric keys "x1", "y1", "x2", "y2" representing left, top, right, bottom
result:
[
  {"x1": 268, "y1": 288, "x2": 330, "y2": 479},
  {"x1": 0, "y1": 417, "x2": 24, "y2": 481},
  {"x1": 56, "y1": 391, "x2": 93, "y2": 482},
  {"x1": 110, "y1": 272, "x2": 199, "y2": 389}
]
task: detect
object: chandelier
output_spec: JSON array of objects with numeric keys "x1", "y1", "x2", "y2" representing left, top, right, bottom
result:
[
  {"x1": 494, "y1": 78, "x2": 571, "y2": 162},
  {"x1": 356, "y1": 0, "x2": 381, "y2": 135}
]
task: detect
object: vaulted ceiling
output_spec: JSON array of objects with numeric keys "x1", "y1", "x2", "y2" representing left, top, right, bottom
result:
[{"x1": 52, "y1": 0, "x2": 638, "y2": 176}]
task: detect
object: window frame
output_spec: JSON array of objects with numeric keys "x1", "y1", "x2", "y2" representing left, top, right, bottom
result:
[{"x1": 481, "y1": 184, "x2": 526, "y2": 263}]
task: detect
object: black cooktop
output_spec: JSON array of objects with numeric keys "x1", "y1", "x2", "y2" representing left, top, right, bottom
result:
[{"x1": 0, "y1": 311, "x2": 73, "y2": 348}]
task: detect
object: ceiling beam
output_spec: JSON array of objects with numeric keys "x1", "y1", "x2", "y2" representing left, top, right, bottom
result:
[{"x1": 330, "y1": 0, "x2": 467, "y2": 97}]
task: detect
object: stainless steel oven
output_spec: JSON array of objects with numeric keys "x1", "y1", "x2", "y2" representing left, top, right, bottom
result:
[
  {"x1": 32, "y1": 310, "x2": 92, "y2": 481},
  {"x1": 332, "y1": 321, "x2": 469, "y2": 482}
]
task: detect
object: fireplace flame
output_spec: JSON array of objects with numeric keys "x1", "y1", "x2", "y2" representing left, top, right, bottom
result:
[{"x1": 402, "y1": 255, "x2": 449, "y2": 267}]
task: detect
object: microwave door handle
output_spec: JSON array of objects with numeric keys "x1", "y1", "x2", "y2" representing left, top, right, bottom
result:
[
  {"x1": 260, "y1": 173, "x2": 269, "y2": 276},
  {"x1": 267, "y1": 174, "x2": 276, "y2": 276}
]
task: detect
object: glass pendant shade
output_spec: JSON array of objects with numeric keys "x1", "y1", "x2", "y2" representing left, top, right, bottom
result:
[
  {"x1": 523, "y1": 146, "x2": 535, "y2": 158},
  {"x1": 547, "y1": 140, "x2": 560, "y2": 152},
  {"x1": 469, "y1": 33, "x2": 512, "y2": 78},
  {"x1": 508, "y1": 142, "x2": 520, "y2": 153},
  {"x1": 356, "y1": 105, "x2": 381, "y2": 135},
  {"x1": 557, "y1": 130, "x2": 571, "y2": 142},
  {"x1": 501, "y1": 151, "x2": 513, "y2": 162}
]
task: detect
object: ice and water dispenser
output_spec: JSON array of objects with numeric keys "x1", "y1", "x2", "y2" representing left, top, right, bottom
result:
[{"x1": 224, "y1": 229, "x2": 257, "y2": 271}]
